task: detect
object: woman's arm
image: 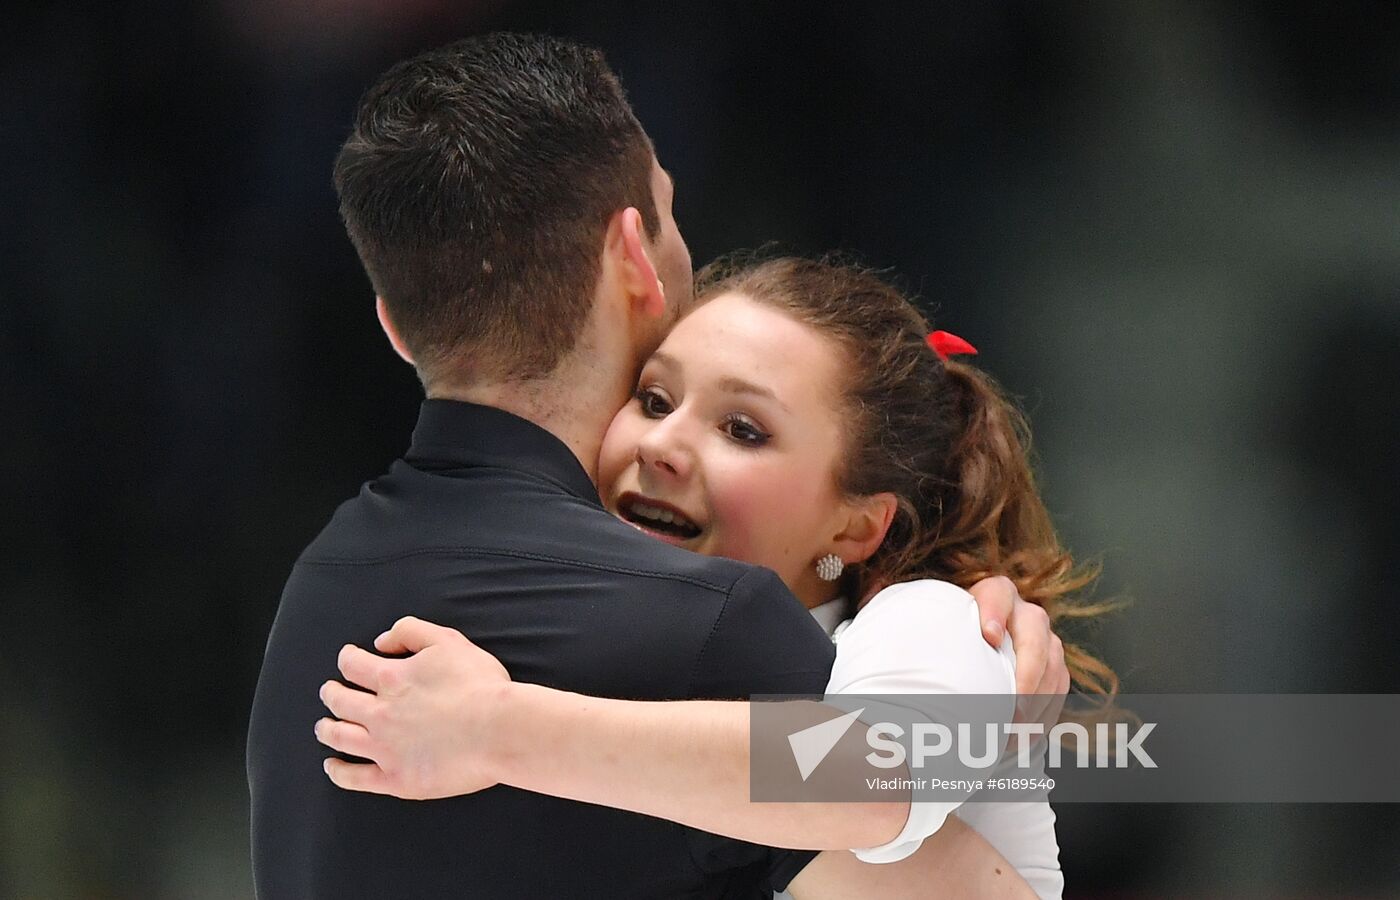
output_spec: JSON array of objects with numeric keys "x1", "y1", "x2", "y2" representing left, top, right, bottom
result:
[
  {"x1": 499, "y1": 684, "x2": 910, "y2": 849},
  {"x1": 315, "y1": 577, "x2": 1065, "y2": 851},
  {"x1": 317, "y1": 617, "x2": 910, "y2": 850},
  {"x1": 788, "y1": 816, "x2": 1036, "y2": 900}
]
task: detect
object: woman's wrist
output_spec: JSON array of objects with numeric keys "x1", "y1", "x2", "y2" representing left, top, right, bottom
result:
[{"x1": 488, "y1": 681, "x2": 580, "y2": 789}]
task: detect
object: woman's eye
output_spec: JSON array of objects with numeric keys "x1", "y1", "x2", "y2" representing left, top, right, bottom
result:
[
  {"x1": 636, "y1": 387, "x2": 673, "y2": 418},
  {"x1": 723, "y1": 416, "x2": 770, "y2": 447}
]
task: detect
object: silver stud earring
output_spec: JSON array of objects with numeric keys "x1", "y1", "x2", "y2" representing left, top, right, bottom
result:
[{"x1": 815, "y1": 553, "x2": 844, "y2": 581}]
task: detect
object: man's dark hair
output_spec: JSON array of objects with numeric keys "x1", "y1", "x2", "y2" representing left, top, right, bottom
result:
[{"x1": 333, "y1": 33, "x2": 660, "y2": 384}]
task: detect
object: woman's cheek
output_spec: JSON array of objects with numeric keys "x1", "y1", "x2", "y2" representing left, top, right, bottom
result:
[
  {"x1": 704, "y1": 457, "x2": 792, "y2": 565},
  {"x1": 598, "y1": 411, "x2": 641, "y2": 494}
]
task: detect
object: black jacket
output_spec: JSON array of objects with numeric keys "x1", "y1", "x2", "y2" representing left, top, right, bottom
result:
[{"x1": 247, "y1": 400, "x2": 836, "y2": 899}]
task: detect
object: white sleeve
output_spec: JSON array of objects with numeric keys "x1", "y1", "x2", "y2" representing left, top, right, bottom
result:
[{"x1": 829, "y1": 579, "x2": 1018, "y2": 864}]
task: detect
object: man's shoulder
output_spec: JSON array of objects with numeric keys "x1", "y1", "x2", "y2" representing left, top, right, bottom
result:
[
  {"x1": 294, "y1": 465, "x2": 762, "y2": 595},
  {"x1": 273, "y1": 463, "x2": 833, "y2": 697},
  {"x1": 687, "y1": 563, "x2": 836, "y2": 698},
  {"x1": 572, "y1": 515, "x2": 761, "y2": 592}
]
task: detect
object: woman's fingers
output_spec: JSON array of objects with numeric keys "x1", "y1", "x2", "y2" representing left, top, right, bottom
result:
[
  {"x1": 338, "y1": 643, "x2": 390, "y2": 693},
  {"x1": 967, "y1": 575, "x2": 1070, "y2": 730},
  {"x1": 323, "y1": 757, "x2": 395, "y2": 795},
  {"x1": 314, "y1": 717, "x2": 378, "y2": 761},
  {"x1": 374, "y1": 616, "x2": 458, "y2": 655},
  {"x1": 1009, "y1": 602, "x2": 1053, "y2": 697},
  {"x1": 320, "y1": 679, "x2": 378, "y2": 725},
  {"x1": 968, "y1": 575, "x2": 1015, "y2": 646}
]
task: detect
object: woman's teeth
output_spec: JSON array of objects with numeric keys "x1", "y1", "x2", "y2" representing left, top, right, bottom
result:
[
  {"x1": 625, "y1": 500, "x2": 701, "y2": 537},
  {"x1": 633, "y1": 502, "x2": 678, "y2": 524}
]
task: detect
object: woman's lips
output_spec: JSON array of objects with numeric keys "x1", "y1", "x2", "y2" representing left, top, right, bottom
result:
[
  {"x1": 624, "y1": 519, "x2": 695, "y2": 547},
  {"x1": 615, "y1": 491, "x2": 703, "y2": 546}
]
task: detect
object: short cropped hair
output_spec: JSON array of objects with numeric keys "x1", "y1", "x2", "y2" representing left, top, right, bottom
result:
[{"x1": 333, "y1": 33, "x2": 660, "y2": 384}]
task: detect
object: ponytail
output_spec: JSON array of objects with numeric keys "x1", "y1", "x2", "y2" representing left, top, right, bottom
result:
[{"x1": 925, "y1": 362, "x2": 1121, "y2": 700}]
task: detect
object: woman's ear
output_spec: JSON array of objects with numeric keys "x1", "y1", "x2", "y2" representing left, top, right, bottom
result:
[
  {"x1": 829, "y1": 492, "x2": 898, "y2": 566},
  {"x1": 376, "y1": 296, "x2": 415, "y2": 365},
  {"x1": 617, "y1": 206, "x2": 667, "y2": 319}
]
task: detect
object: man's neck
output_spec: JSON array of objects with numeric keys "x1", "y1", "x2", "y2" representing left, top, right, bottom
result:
[{"x1": 428, "y1": 366, "x2": 631, "y2": 486}]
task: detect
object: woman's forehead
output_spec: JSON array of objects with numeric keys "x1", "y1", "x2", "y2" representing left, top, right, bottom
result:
[
  {"x1": 665, "y1": 293, "x2": 819, "y2": 361},
  {"x1": 656, "y1": 292, "x2": 845, "y2": 407}
]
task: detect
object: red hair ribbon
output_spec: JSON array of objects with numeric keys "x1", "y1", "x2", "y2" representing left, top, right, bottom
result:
[{"x1": 926, "y1": 330, "x2": 978, "y2": 361}]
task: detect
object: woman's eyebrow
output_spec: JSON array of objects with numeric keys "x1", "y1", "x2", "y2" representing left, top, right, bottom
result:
[
  {"x1": 717, "y1": 376, "x2": 791, "y2": 414},
  {"x1": 650, "y1": 351, "x2": 791, "y2": 413}
]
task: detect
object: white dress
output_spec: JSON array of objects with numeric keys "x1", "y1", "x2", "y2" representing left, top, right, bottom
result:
[{"x1": 794, "y1": 579, "x2": 1064, "y2": 899}]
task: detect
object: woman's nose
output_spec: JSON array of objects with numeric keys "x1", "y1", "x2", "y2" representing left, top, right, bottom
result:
[{"x1": 635, "y1": 420, "x2": 692, "y2": 480}]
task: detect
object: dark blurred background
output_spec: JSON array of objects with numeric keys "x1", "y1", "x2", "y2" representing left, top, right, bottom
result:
[{"x1": 2, "y1": 1, "x2": 1397, "y2": 897}]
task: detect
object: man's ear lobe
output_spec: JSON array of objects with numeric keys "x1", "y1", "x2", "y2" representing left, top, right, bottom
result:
[
  {"x1": 831, "y1": 493, "x2": 899, "y2": 565},
  {"x1": 618, "y1": 207, "x2": 667, "y2": 318},
  {"x1": 376, "y1": 296, "x2": 415, "y2": 365}
]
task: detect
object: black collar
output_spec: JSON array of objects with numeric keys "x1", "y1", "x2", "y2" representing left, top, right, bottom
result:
[{"x1": 405, "y1": 399, "x2": 600, "y2": 504}]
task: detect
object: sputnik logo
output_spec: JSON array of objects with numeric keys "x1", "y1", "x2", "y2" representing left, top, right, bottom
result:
[{"x1": 787, "y1": 708, "x2": 866, "y2": 781}]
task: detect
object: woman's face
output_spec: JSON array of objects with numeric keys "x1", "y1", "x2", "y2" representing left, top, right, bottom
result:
[{"x1": 597, "y1": 291, "x2": 856, "y2": 602}]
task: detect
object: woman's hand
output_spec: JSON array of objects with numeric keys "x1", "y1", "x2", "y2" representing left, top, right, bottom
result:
[
  {"x1": 315, "y1": 616, "x2": 514, "y2": 799},
  {"x1": 968, "y1": 575, "x2": 1069, "y2": 732}
]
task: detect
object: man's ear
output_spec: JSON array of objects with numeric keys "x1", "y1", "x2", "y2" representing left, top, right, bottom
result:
[
  {"x1": 616, "y1": 207, "x2": 667, "y2": 319},
  {"x1": 376, "y1": 296, "x2": 415, "y2": 365},
  {"x1": 829, "y1": 492, "x2": 899, "y2": 566}
]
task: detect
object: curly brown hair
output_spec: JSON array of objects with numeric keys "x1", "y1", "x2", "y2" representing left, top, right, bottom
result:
[{"x1": 696, "y1": 254, "x2": 1120, "y2": 701}]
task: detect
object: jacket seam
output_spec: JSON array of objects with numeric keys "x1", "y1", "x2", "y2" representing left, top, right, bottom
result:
[
  {"x1": 297, "y1": 545, "x2": 735, "y2": 593},
  {"x1": 684, "y1": 567, "x2": 753, "y2": 698},
  {"x1": 403, "y1": 449, "x2": 595, "y2": 501}
]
